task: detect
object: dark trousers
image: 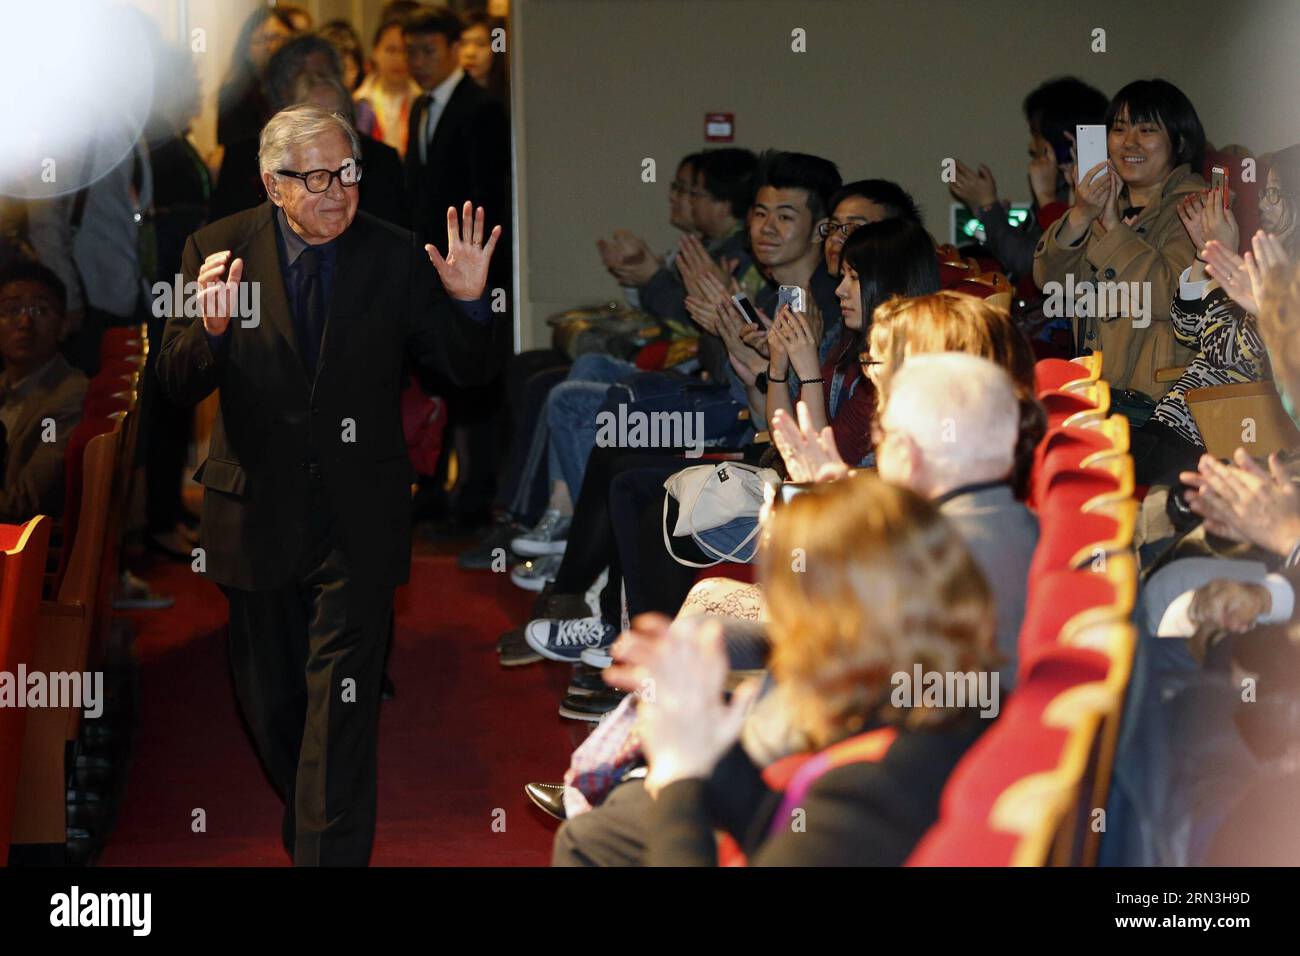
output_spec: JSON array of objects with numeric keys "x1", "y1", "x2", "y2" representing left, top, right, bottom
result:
[
  {"x1": 552, "y1": 778, "x2": 652, "y2": 867},
  {"x1": 220, "y1": 493, "x2": 394, "y2": 866}
]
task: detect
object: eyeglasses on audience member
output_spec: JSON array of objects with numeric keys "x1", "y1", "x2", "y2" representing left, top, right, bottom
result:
[
  {"x1": 275, "y1": 161, "x2": 364, "y2": 193},
  {"x1": 0, "y1": 302, "x2": 57, "y2": 324},
  {"x1": 817, "y1": 219, "x2": 867, "y2": 239}
]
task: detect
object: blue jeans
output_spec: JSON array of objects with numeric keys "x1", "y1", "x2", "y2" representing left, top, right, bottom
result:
[{"x1": 545, "y1": 354, "x2": 637, "y2": 494}]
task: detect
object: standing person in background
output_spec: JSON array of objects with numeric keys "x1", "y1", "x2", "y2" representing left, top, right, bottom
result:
[
  {"x1": 320, "y1": 20, "x2": 366, "y2": 93},
  {"x1": 459, "y1": 11, "x2": 509, "y2": 105},
  {"x1": 355, "y1": 19, "x2": 423, "y2": 159},
  {"x1": 403, "y1": 5, "x2": 512, "y2": 532},
  {"x1": 216, "y1": 7, "x2": 296, "y2": 148}
]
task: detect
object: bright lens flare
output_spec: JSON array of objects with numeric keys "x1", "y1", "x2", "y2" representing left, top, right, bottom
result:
[{"x1": 0, "y1": 0, "x2": 153, "y2": 199}]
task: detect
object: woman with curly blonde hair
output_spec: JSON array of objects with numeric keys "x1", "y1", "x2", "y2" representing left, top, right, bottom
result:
[{"x1": 614, "y1": 473, "x2": 998, "y2": 865}]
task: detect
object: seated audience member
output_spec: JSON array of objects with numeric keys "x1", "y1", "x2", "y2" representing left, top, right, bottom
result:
[
  {"x1": 353, "y1": 18, "x2": 423, "y2": 157},
  {"x1": 1130, "y1": 184, "x2": 1289, "y2": 484},
  {"x1": 755, "y1": 216, "x2": 939, "y2": 461},
  {"x1": 637, "y1": 147, "x2": 760, "y2": 324},
  {"x1": 460, "y1": 152, "x2": 709, "y2": 572},
  {"x1": 951, "y1": 76, "x2": 1108, "y2": 281},
  {"x1": 590, "y1": 473, "x2": 996, "y2": 866},
  {"x1": 0, "y1": 261, "x2": 88, "y2": 522},
  {"x1": 820, "y1": 179, "x2": 924, "y2": 277},
  {"x1": 504, "y1": 149, "x2": 762, "y2": 565},
  {"x1": 1033, "y1": 78, "x2": 1207, "y2": 398},
  {"x1": 546, "y1": 333, "x2": 1041, "y2": 863},
  {"x1": 517, "y1": 152, "x2": 847, "y2": 660},
  {"x1": 1106, "y1": 259, "x2": 1300, "y2": 865},
  {"x1": 597, "y1": 152, "x2": 704, "y2": 313}
]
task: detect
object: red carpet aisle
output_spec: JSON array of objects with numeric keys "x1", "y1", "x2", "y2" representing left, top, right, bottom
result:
[{"x1": 97, "y1": 555, "x2": 582, "y2": 866}]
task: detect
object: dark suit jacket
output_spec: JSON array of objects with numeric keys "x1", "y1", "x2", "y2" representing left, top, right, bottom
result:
[
  {"x1": 156, "y1": 202, "x2": 495, "y2": 590},
  {"x1": 0, "y1": 354, "x2": 87, "y2": 522},
  {"x1": 212, "y1": 133, "x2": 408, "y2": 228},
  {"x1": 405, "y1": 75, "x2": 509, "y2": 253}
]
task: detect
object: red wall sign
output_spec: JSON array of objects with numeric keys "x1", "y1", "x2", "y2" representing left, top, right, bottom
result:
[{"x1": 704, "y1": 113, "x2": 734, "y2": 143}]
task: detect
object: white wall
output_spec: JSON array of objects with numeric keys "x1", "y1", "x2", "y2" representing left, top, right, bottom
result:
[{"x1": 512, "y1": 0, "x2": 1300, "y2": 348}]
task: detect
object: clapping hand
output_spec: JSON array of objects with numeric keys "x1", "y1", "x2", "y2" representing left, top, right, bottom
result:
[
  {"x1": 425, "y1": 202, "x2": 501, "y2": 301},
  {"x1": 770, "y1": 305, "x2": 820, "y2": 381},
  {"x1": 608, "y1": 614, "x2": 758, "y2": 797},
  {"x1": 770, "y1": 401, "x2": 849, "y2": 483},
  {"x1": 1178, "y1": 448, "x2": 1300, "y2": 556},
  {"x1": 949, "y1": 160, "x2": 999, "y2": 211},
  {"x1": 1203, "y1": 230, "x2": 1290, "y2": 316}
]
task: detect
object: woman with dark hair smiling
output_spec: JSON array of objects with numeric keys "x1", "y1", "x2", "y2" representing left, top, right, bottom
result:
[{"x1": 1034, "y1": 78, "x2": 1207, "y2": 398}]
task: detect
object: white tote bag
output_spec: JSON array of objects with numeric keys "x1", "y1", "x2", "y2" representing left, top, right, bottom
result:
[{"x1": 662, "y1": 462, "x2": 781, "y2": 567}]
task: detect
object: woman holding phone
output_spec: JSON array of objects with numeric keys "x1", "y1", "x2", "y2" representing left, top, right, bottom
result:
[{"x1": 1033, "y1": 79, "x2": 1208, "y2": 398}]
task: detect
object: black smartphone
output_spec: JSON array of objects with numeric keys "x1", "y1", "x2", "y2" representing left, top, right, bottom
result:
[{"x1": 731, "y1": 292, "x2": 760, "y2": 325}]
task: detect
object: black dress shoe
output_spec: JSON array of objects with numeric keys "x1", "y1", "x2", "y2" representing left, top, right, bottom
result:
[
  {"x1": 567, "y1": 663, "x2": 607, "y2": 696},
  {"x1": 558, "y1": 687, "x2": 627, "y2": 722},
  {"x1": 524, "y1": 782, "x2": 566, "y2": 821},
  {"x1": 498, "y1": 627, "x2": 542, "y2": 667},
  {"x1": 381, "y1": 673, "x2": 396, "y2": 700}
]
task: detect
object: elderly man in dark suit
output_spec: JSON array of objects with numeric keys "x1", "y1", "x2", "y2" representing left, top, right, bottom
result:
[
  {"x1": 0, "y1": 261, "x2": 87, "y2": 522},
  {"x1": 157, "y1": 104, "x2": 501, "y2": 866}
]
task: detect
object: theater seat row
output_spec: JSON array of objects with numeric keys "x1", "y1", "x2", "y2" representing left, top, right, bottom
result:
[
  {"x1": 0, "y1": 325, "x2": 146, "y2": 862},
  {"x1": 910, "y1": 351, "x2": 1140, "y2": 866}
]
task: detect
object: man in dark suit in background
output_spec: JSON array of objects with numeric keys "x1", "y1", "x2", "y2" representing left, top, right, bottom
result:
[
  {"x1": 403, "y1": 7, "x2": 508, "y2": 260},
  {"x1": 403, "y1": 6, "x2": 512, "y2": 530},
  {"x1": 156, "y1": 105, "x2": 500, "y2": 865}
]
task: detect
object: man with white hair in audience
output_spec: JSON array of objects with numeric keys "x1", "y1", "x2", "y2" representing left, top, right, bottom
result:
[
  {"x1": 874, "y1": 352, "x2": 1039, "y2": 685},
  {"x1": 551, "y1": 351, "x2": 1039, "y2": 864}
]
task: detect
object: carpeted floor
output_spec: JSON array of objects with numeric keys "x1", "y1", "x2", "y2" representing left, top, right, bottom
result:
[{"x1": 97, "y1": 551, "x2": 586, "y2": 866}]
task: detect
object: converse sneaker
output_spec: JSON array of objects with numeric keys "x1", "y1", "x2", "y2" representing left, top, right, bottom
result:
[
  {"x1": 524, "y1": 615, "x2": 617, "y2": 663},
  {"x1": 580, "y1": 643, "x2": 616, "y2": 669},
  {"x1": 510, "y1": 554, "x2": 563, "y2": 592},
  {"x1": 511, "y1": 509, "x2": 572, "y2": 557}
]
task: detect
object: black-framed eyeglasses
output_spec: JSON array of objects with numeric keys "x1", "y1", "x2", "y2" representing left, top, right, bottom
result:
[
  {"x1": 858, "y1": 350, "x2": 883, "y2": 371},
  {"x1": 818, "y1": 219, "x2": 866, "y2": 239},
  {"x1": 1262, "y1": 186, "x2": 1285, "y2": 204},
  {"x1": 276, "y1": 162, "x2": 363, "y2": 193},
  {"x1": 0, "y1": 303, "x2": 56, "y2": 324}
]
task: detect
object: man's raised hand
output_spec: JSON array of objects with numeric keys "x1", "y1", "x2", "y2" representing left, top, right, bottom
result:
[
  {"x1": 426, "y1": 201, "x2": 501, "y2": 301},
  {"x1": 197, "y1": 250, "x2": 244, "y2": 336}
]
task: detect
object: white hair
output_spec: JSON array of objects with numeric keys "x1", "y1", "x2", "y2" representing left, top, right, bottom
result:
[
  {"x1": 257, "y1": 104, "x2": 361, "y2": 177},
  {"x1": 882, "y1": 353, "x2": 1019, "y2": 487}
]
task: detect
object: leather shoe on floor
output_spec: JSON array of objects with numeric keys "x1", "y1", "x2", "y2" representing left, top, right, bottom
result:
[
  {"x1": 524, "y1": 782, "x2": 566, "y2": 821},
  {"x1": 558, "y1": 687, "x2": 627, "y2": 722},
  {"x1": 498, "y1": 626, "x2": 542, "y2": 667}
]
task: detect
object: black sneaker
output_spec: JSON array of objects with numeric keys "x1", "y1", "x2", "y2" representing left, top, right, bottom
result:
[
  {"x1": 558, "y1": 687, "x2": 627, "y2": 722},
  {"x1": 458, "y1": 517, "x2": 526, "y2": 570},
  {"x1": 525, "y1": 616, "x2": 617, "y2": 663},
  {"x1": 566, "y1": 663, "x2": 608, "y2": 697},
  {"x1": 498, "y1": 627, "x2": 543, "y2": 667}
]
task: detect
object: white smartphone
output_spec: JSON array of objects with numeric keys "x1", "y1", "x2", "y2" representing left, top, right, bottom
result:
[
  {"x1": 777, "y1": 285, "x2": 805, "y2": 313},
  {"x1": 1075, "y1": 124, "x2": 1108, "y2": 185}
]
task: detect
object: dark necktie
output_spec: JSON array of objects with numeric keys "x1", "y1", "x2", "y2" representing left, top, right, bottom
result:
[{"x1": 296, "y1": 246, "x2": 326, "y2": 379}]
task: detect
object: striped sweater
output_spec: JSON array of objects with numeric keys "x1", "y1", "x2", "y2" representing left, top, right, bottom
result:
[{"x1": 1152, "y1": 273, "x2": 1271, "y2": 446}]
